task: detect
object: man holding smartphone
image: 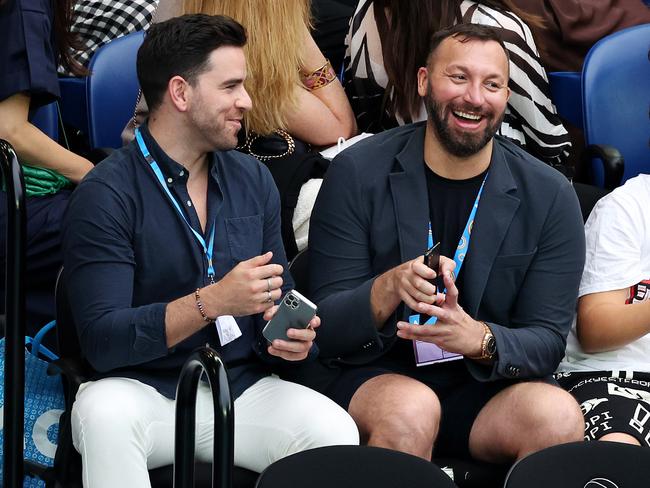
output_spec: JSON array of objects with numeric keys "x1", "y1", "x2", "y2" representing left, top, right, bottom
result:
[
  {"x1": 290, "y1": 23, "x2": 586, "y2": 465},
  {"x1": 62, "y1": 15, "x2": 357, "y2": 488}
]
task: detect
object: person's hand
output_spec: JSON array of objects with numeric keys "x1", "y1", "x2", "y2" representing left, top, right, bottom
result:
[
  {"x1": 389, "y1": 255, "x2": 456, "y2": 313},
  {"x1": 202, "y1": 252, "x2": 283, "y2": 318},
  {"x1": 396, "y1": 270, "x2": 484, "y2": 357},
  {"x1": 263, "y1": 305, "x2": 320, "y2": 361}
]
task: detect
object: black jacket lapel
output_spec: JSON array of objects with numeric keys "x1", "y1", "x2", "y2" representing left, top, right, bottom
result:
[
  {"x1": 388, "y1": 125, "x2": 430, "y2": 264},
  {"x1": 462, "y1": 141, "x2": 520, "y2": 316}
]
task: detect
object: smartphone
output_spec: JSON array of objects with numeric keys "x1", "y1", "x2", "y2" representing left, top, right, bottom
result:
[
  {"x1": 262, "y1": 289, "x2": 317, "y2": 343},
  {"x1": 424, "y1": 241, "x2": 441, "y2": 293},
  {"x1": 420, "y1": 242, "x2": 441, "y2": 325}
]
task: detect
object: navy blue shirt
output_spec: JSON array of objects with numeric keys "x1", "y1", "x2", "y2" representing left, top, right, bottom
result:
[{"x1": 62, "y1": 124, "x2": 294, "y2": 399}]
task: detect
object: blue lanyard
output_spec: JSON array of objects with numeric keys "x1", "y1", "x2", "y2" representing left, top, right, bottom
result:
[
  {"x1": 428, "y1": 172, "x2": 488, "y2": 303},
  {"x1": 135, "y1": 128, "x2": 216, "y2": 282}
]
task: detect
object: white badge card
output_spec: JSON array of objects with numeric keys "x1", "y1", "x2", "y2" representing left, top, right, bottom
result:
[{"x1": 215, "y1": 315, "x2": 242, "y2": 346}]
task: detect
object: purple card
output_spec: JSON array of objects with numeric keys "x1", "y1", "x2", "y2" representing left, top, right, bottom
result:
[{"x1": 408, "y1": 314, "x2": 463, "y2": 366}]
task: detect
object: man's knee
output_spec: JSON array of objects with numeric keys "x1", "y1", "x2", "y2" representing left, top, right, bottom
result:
[
  {"x1": 498, "y1": 382, "x2": 584, "y2": 449},
  {"x1": 524, "y1": 384, "x2": 584, "y2": 441},
  {"x1": 471, "y1": 382, "x2": 584, "y2": 462},
  {"x1": 72, "y1": 379, "x2": 164, "y2": 448},
  {"x1": 349, "y1": 375, "x2": 440, "y2": 450}
]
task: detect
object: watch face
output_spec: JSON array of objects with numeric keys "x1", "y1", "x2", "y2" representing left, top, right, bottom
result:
[{"x1": 486, "y1": 335, "x2": 497, "y2": 356}]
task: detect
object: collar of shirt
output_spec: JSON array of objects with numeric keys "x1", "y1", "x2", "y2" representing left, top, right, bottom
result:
[
  {"x1": 138, "y1": 122, "x2": 224, "y2": 191},
  {"x1": 137, "y1": 123, "x2": 225, "y2": 261}
]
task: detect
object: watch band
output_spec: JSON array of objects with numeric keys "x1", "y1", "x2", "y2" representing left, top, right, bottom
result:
[{"x1": 469, "y1": 321, "x2": 495, "y2": 360}]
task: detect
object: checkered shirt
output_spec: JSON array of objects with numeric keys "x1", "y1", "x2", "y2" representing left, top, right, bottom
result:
[{"x1": 62, "y1": 0, "x2": 158, "y2": 74}]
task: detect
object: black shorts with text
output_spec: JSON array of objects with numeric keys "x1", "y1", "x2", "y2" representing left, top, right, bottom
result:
[{"x1": 557, "y1": 370, "x2": 650, "y2": 446}]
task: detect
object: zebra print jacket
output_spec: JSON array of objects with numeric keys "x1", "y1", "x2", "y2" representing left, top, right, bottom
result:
[{"x1": 344, "y1": 0, "x2": 572, "y2": 166}]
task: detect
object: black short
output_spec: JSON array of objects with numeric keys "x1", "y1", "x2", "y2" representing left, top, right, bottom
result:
[
  {"x1": 557, "y1": 370, "x2": 650, "y2": 446},
  {"x1": 324, "y1": 359, "x2": 519, "y2": 459}
]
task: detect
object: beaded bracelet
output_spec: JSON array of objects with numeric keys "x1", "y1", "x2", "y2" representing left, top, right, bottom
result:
[
  {"x1": 194, "y1": 288, "x2": 215, "y2": 323},
  {"x1": 301, "y1": 59, "x2": 337, "y2": 91}
]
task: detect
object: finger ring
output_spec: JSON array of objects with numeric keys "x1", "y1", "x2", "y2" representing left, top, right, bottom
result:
[
  {"x1": 267, "y1": 278, "x2": 272, "y2": 292},
  {"x1": 266, "y1": 291, "x2": 273, "y2": 303}
]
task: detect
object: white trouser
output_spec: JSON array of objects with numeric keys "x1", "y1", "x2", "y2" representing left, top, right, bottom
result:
[{"x1": 71, "y1": 375, "x2": 359, "y2": 488}]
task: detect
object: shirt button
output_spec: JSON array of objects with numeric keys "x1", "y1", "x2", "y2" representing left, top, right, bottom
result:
[
  {"x1": 166, "y1": 177, "x2": 173, "y2": 184},
  {"x1": 187, "y1": 200, "x2": 192, "y2": 207},
  {"x1": 179, "y1": 170, "x2": 185, "y2": 177}
]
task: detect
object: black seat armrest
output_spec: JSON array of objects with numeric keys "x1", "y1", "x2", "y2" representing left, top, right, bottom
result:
[
  {"x1": 48, "y1": 357, "x2": 91, "y2": 387},
  {"x1": 583, "y1": 143, "x2": 624, "y2": 190}
]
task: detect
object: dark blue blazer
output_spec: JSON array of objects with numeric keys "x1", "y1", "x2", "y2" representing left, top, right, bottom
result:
[{"x1": 308, "y1": 122, "x2": 585, "y2": 382}]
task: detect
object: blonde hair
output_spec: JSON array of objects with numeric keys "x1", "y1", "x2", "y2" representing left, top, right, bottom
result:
[{"x1": 182, "y1": 0, "x2": 311, "y2": 135}]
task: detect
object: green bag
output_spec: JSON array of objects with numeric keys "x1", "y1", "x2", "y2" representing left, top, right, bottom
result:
[
  {"x1": 23, "y1": 164, "x2": 70, "y2": 196},
  {"x1": 18, "y1": 164, "x2": 70, "y2": 197}
]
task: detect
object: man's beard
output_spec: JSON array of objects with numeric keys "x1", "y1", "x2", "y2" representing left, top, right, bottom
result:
[
  {"x1": 424, "y1": 87, "x2": 504, "y2": 158},
  {"x1": 189, "y1": 95, "x2": 242, "y2": 152}
]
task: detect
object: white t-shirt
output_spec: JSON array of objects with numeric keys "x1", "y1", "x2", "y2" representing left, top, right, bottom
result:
[{"x1": 559, "y1": 174, "x2": 650, "y2": 373}]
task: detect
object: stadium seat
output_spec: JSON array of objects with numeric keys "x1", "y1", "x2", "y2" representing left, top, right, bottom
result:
[
  {"x1": 581, "y1": 23, "x2": 650, "y2": 188},
  {"x1": 29, "y1": 102, "x2": 59, "y2": 141},
  {"x1": 58, "y1": 77, "x2": 88, "y2": 136},
  {"x1": 288, "y1": 247, "x2": 311, "y2": 295},
  {"x1": 547, "y1": 71, "x2": 582, "y2": 129},
  {"x1": 86, "y1": 30, "x2": 145, "y2": 150},
  {"x1": 503, "y1": 441, "x2": 650, "y2": 488},
  {"x1": 255, "y1": 445, "x2": 458, "y2": 488},
  {"x1": 573, "y1": 182, "x2": 609, "y2": 223}
]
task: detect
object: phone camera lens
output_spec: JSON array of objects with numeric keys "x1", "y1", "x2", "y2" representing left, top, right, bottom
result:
[{"x1": 284, "y1": 294, "x2": 299, "y2": 309}]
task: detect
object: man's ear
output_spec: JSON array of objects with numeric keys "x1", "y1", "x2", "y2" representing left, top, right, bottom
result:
[
  {"x1": 417, "y1": 67, "x2": 429, "y2": 97},
  {"x1": 168, "y1": 75, "x2": 190, "y2": 112}
]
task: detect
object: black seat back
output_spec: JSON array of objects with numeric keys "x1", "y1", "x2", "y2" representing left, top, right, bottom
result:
[
  {"x1": 504, "y1": 441, "x2": 650, "y2": 488},
  {"x1": 255, "y1": 445, "x2": 457, "y2": 488},
  {"x1": 288, "y1": 247, "x2": 310, "y2": 295},
  {"x1": 573, "y1": 182, "x2": 609, "y2": 222},
  {"x1": 54, "y1": 268, "x2": 87, "y2": 365}
]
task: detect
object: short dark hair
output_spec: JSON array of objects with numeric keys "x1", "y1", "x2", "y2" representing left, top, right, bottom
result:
[
  {"x1": 137, "y1": 14, "x2": 247, "y2": 113},
  {"x1": 426, "y1": 23, "x2": 510, "y2": 70}
]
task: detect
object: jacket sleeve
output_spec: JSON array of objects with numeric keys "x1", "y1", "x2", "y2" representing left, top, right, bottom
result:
[
  {"x1": 307, "y1": 152, "x2": 390, "y2": 359},
  {"x1": 467, "y1": 179, "x2": 586, "y2": 381}
]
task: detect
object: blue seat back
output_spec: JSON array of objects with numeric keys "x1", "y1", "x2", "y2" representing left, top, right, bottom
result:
[
  {"x1": 29, "y1": 102, "x2": 59, "y2": 141},
  {"x1": 582, "y1": 24, "x2": 650, "y2": 185},
  {"x1": 58, "y1": 77, "x2": 88, "y2": 135},
  {"x1": 86, "y1": 31, "x2": 145, "y2": 149},
  {"x1": 547, "y1": 72, "x2": 582, "y2": 129}
]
